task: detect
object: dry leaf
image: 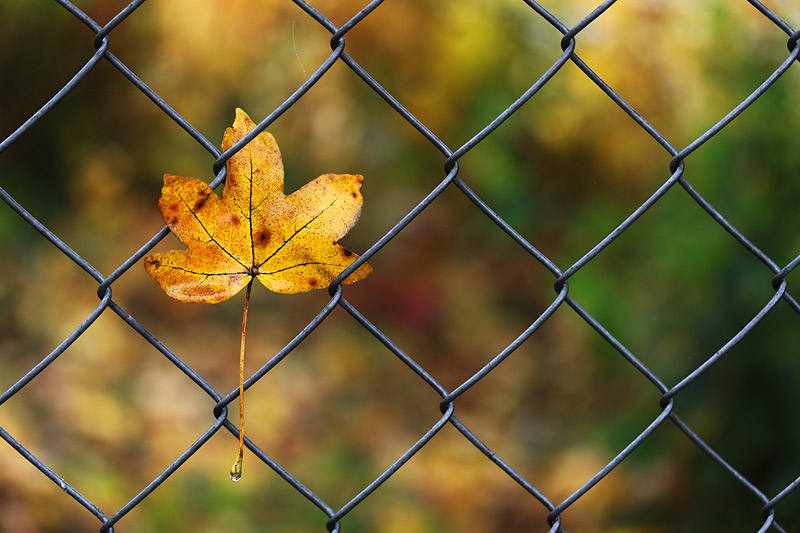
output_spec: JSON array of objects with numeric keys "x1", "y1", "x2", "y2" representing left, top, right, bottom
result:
[
  {"x1": 143, "y1": 108, "x2": 372, "y2": 480},
  {"x1": 144, "y1": 108, "x2": 372, "y2": 303}
]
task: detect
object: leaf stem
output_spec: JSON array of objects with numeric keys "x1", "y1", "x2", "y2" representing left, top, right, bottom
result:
[{"x1": 230, "y1": 278, "x2": 253, "y2": 482}]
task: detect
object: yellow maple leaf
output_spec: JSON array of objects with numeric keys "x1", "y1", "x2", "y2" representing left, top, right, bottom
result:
[
  {"x1": 144, "y1": 108, "x2": 372, "y2": 481},
  {"x1": 144, "y1": 107, "x2": 371, "y2": 303}
]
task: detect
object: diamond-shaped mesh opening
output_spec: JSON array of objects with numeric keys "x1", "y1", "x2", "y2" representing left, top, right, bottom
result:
[{"x1": 2, "y1": 1, "x2": 800, "y2": 532}]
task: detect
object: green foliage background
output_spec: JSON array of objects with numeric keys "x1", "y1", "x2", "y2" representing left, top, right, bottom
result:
[{"x1": 1, "y1": 1, "x2": 799, "y2": 532}]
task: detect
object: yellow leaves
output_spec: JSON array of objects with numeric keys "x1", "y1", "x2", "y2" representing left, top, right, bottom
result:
[{"x1": 144, "y1": 108, "x2": 371, "y2": 303}]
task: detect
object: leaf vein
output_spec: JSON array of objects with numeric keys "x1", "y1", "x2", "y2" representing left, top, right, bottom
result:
[
  {"x1": 257, "y1": 192, "x2": 345, "y2": 270},
  {"x1": 178, "y1": 191, "x2": 250, "y2": 271}
]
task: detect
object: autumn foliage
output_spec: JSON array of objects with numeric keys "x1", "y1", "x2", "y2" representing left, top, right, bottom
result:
[
  {"x1": 142, "y1": 108, "x2": 372, "y2": 480},
  {"x1": 145, "y1": 108, "x2": 371, "y2": 303}
]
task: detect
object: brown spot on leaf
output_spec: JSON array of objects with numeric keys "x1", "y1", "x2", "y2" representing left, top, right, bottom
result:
[
  {"x1": 230, "y1": 214, "x2": 241, "y2": 226},
  {"x1": 255, "y1": 229, "x2": 271, "y2": 246},
  {"x1": 341, "y1": 248, "x2": 353, "y2": 257},
  {"x1": 194, "y1": 195, "x2": 208, "y2": 211},
  {"x1": 184, "y1": 285, "x2": 222, "y2": 297},
  {"x1": 308, "y1": 277, "x2": 318, "y2": 287}
]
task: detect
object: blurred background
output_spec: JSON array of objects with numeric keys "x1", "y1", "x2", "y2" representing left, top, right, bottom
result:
[{"x1": 1, "y1": 1, "x2": 800, "y2": 531}]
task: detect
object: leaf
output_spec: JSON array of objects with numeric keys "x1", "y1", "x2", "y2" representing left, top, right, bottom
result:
[
  {"x1": 143, "y1": 108, "x2": 372, "y2": 481},
  {"x1": 144, "y1": 108, "x2": 372, "y2": 303}
]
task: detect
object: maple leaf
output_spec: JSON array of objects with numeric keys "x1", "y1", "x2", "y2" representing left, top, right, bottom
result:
[
  {"x1": 144, "y1": 107, "x2": 372, "y2": 303},
  {"x1": 143, "y1": 108, "x2": 372, "y2": 480}
]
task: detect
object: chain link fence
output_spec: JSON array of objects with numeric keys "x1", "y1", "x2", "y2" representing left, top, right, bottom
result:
[{"x1": 1, "y1": 1, "x2": 800, "y2": 531}]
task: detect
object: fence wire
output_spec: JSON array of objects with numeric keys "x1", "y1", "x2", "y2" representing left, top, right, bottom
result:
[{"x1": 1, "y1": 1, "x2": 800, "y2": 532}]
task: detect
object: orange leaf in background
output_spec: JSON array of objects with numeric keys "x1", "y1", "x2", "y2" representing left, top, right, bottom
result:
[
  {"x1": 144, "y1": 108, "x2": 372, "y2": 480},
  {"x1": 145, "y1": 107, "x2": 371, "y2": 302}
]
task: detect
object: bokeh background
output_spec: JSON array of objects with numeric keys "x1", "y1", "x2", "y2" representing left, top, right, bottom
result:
[{"x1": 2, "y1": 1, "x2": 800, "y2": 531}]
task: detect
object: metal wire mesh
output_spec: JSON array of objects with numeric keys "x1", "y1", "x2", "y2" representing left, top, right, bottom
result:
[{"x1": 1, "y1": 1, "x2": 800, "y2": 531}]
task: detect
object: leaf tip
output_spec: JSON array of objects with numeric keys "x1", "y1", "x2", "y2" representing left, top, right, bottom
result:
[{"x1": 233, "y1": 107, "x2": 255, "y2": 130}]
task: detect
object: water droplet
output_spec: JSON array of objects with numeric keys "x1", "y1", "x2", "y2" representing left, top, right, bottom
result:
[{"x1": 230, "y1": 457, "x2": 242, "y2": 482}]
